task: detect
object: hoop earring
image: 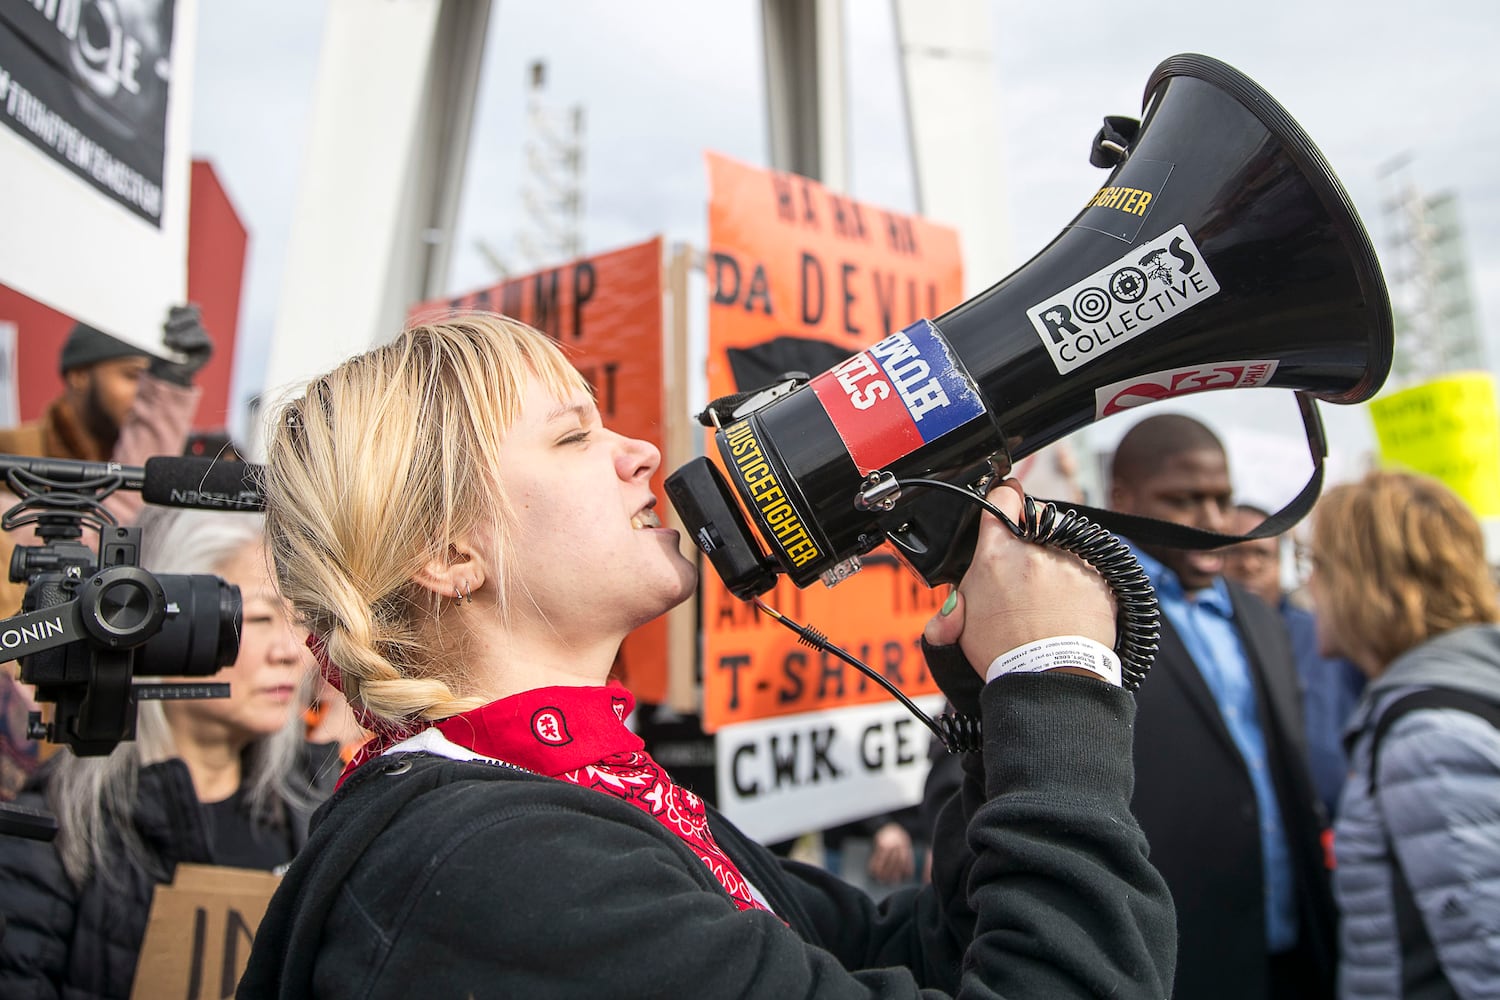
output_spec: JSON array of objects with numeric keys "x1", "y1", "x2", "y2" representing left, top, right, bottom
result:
[{"x1": 453, "y1": 581, "x2": 473, "y2": 605}]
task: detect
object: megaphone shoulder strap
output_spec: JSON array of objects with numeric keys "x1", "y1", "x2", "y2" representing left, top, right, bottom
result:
[{"x1": 1052, "y1": 392, "x2": 1328, "y2": 550}]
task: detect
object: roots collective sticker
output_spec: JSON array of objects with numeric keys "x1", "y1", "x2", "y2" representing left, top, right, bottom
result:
[{"x1": 1027, "y1": 223, "x2": 1220, "y2": 374}]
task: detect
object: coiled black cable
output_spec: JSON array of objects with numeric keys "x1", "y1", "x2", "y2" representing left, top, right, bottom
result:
[
  {"x1": 754, "y1": 479, "x2": 1160, "y2": 753},
  {"x1": 923, "y1": 482, "x2": 1160, "y2": 692}
]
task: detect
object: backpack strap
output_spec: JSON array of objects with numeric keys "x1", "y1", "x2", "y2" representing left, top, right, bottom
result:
[
  {"x1": 1367, "y1": 688, "x2": 1500, "y2": 797},
  {"x1": 1364, "y1": 687, "x2": 1500, "y2": 1000}
]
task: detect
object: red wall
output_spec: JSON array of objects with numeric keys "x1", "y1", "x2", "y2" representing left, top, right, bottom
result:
[{"x1": 0, "y1": 159, "x2": 247, "y2": 433}]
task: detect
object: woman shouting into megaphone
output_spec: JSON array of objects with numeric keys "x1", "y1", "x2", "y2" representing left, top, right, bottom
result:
[{"x1": 238, "y1": 312, "x2": 1174, "y2": 999}]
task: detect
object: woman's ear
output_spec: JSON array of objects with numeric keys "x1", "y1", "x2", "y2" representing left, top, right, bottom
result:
[{"x1": 412, "y1": 540, "x2": 490, "y2": 603}]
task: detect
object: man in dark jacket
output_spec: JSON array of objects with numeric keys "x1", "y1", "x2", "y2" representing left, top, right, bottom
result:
[
  {"x1": 1109, "y1": 414, "x2": 1337, "y2": 1000},
  {"x1": 0, "y1": 307, "x2": 212, "y2": 518}
]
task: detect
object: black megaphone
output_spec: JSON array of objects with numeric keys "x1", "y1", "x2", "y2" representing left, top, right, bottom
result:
[{"x1": 666, "y1": 53, "x2": 1394, "y2": 600}]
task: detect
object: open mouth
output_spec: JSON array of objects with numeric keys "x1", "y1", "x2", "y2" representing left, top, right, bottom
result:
[{"x1": 631, "y1": 508, "x2": 662, "y2": 530}]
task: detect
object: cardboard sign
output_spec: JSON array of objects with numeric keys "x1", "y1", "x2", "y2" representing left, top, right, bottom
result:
[
  {"x1": 407, "y1": 237, "x2": 672, "y2": 702},
  {"x1": 131, "y1": 863, "x2": 280, "y2": 1000},
  {"x1": 1369, "y1": 371, "x2": 1500, "y2": 518},
  {"x1": 702, "y1": 152, "x2": 964, "y2": 735}
]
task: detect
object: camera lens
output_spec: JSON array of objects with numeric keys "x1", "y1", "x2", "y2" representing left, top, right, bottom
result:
[{"x1": 137, "y1": 575, "x2": 242, "y2": 676}]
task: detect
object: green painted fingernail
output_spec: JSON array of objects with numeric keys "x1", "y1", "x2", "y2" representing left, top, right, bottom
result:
[{"x1": 940, "y1": 590, "x2": 958, "y2": 616}]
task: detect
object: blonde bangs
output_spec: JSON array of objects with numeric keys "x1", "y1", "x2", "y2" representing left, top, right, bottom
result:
[{"x1": 262, "y1": 312, "x2": 586, "y2": 726}]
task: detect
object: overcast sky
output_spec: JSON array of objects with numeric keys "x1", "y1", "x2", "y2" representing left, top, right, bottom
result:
[{"x1": 190, "y1": 0, "x2": 1499, "y2": 506}]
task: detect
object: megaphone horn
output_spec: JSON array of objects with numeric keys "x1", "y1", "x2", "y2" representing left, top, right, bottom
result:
[{"x1": 666, "y1": 53, "x2": 1394, "y2": 599}]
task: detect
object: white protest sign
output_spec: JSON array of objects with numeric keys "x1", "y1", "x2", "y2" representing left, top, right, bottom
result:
[
  {"x1": 715, "y1": 696, "x2": 943, "y2": 844},
  {"x1": 0, "y1": 0, "x2": 196, "y2": 352}
]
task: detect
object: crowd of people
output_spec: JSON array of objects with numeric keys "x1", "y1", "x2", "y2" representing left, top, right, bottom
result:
[{"x1": 0, "y1": 312, "x2": 1495, "y2": 998}]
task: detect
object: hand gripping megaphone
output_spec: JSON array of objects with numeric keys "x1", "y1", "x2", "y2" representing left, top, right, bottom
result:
[{"x1": 666, "y1": 54, "x2": 1393, "y2": 619}]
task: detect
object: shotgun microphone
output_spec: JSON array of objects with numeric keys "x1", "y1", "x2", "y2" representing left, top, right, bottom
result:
[
  {"x1": 0, "y1": 453, "x2": 264, "y2": 512},
  {"x1": 0, "y1": 454, "x2": 146, "y2": 491},
  {"x1": 140, "y1": 457, "x2": 264, "y2": 511}
]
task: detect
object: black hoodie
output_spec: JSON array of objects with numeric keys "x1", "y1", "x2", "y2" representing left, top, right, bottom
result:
[{"x1": 239, "y1": 671, "x2": 1175, "y2": 999}]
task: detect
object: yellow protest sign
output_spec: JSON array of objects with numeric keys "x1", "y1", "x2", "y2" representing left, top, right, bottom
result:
[{"x1": 1369, "y1": 371, "x2": 1500, "y2": 517}]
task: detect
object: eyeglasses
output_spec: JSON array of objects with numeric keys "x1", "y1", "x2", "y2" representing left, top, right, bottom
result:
[{"x1": 1293, "y1": 541, "x2": 1321, "y2": 583}]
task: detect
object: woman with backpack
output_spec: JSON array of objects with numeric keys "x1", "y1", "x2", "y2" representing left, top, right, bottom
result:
[{"x1": 1306, "y1": 470, "x2": 1500, "y2": 999}]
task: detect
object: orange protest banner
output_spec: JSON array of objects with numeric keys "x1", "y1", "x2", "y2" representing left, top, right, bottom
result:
[
  {"x1": 409, "y1": 237, "x2": 671, "y2": 703},
  {"x1": 702, "y1": 152, "x2": 964, "y2": 731}
]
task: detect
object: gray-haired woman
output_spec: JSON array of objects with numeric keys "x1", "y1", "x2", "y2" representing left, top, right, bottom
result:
[{"x1": 0, "y1": 507, "x2": 341, "y2": 1000}]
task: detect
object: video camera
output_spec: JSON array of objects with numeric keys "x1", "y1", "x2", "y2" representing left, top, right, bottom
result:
[{"x1": 0, "y1": 454, "x2": 259, "y2": 760}]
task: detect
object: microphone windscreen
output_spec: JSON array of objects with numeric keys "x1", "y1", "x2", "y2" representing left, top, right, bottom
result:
[{"x1": 141, "y1": 457, "x2": 265, "y2": 511}]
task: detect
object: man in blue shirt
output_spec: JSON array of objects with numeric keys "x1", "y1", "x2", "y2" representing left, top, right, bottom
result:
[
  {"x1": 1221, "y1": 504, "x2": 1366, "y2": 820},
  {"x1": 1109, "y1": 414, "x2": 1336, "y2": 1000}
]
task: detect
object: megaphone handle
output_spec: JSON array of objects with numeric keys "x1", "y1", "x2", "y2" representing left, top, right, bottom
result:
[
  {"x1": 755, "y1": 485, "x2": 1163, "y2": 753},
  {"x1": 1013, "y1": 495, "x2": 1161, "y2": 692},
  {"x1": 901, "y1": 480, "x2": 1161, "y2": 692}
]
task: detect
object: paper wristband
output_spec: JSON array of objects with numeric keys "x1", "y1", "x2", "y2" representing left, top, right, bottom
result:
[{"x1": 984, "y1": 635, "x2": 1123, "y2": 688}]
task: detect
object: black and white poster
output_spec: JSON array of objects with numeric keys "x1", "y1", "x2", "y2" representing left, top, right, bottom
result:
[{"x1": 0, "y1": 0, "x2": 177, "y2": 228}]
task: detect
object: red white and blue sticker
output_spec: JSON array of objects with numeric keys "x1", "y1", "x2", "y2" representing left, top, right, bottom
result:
[{"x1": 811, "y1": 319, "x2": 985, "y2": 475}]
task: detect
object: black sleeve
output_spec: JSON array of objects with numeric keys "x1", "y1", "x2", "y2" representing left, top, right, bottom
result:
[
  {"x1": 0, "y1": 797, "x2": 75, "y2": 1000},
  {"x1": 957, "y1": 674, "x2": 1175, "y2": 997},
  {"x1": 319, "y1": 674, "x2": 1174, "y2": 1000},
  {"x1": 919, "y1": 636, "x2": 992, "y2": 983},
  {"x1": 725, "y1": 675, "x2": 1174, "y2": 999}
]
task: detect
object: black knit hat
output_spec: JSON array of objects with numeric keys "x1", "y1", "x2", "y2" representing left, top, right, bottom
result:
[{"x1": 58, "y1": 323, "x2": 150, "y2": 374}]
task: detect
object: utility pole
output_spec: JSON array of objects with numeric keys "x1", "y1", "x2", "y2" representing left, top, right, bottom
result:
[
  {"x1": 1378, "y1": 154, "x2": 1485, "y2": 384},
  {"x1": 476, "y1": 60, "x2": 586, "y2": 278}
]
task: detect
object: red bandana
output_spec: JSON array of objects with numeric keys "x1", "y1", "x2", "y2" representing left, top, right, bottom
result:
[
  {"x1": 435, "y1": 686, "x2": 770, "y2": 915},
  {"x1": 305, "y1": 637, "x2": 769, "y2": 915}
]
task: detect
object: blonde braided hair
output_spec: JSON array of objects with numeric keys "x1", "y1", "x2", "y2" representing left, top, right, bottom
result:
[{"x1": 262, "y1": 314, "x2": 592, "y2": 727}]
